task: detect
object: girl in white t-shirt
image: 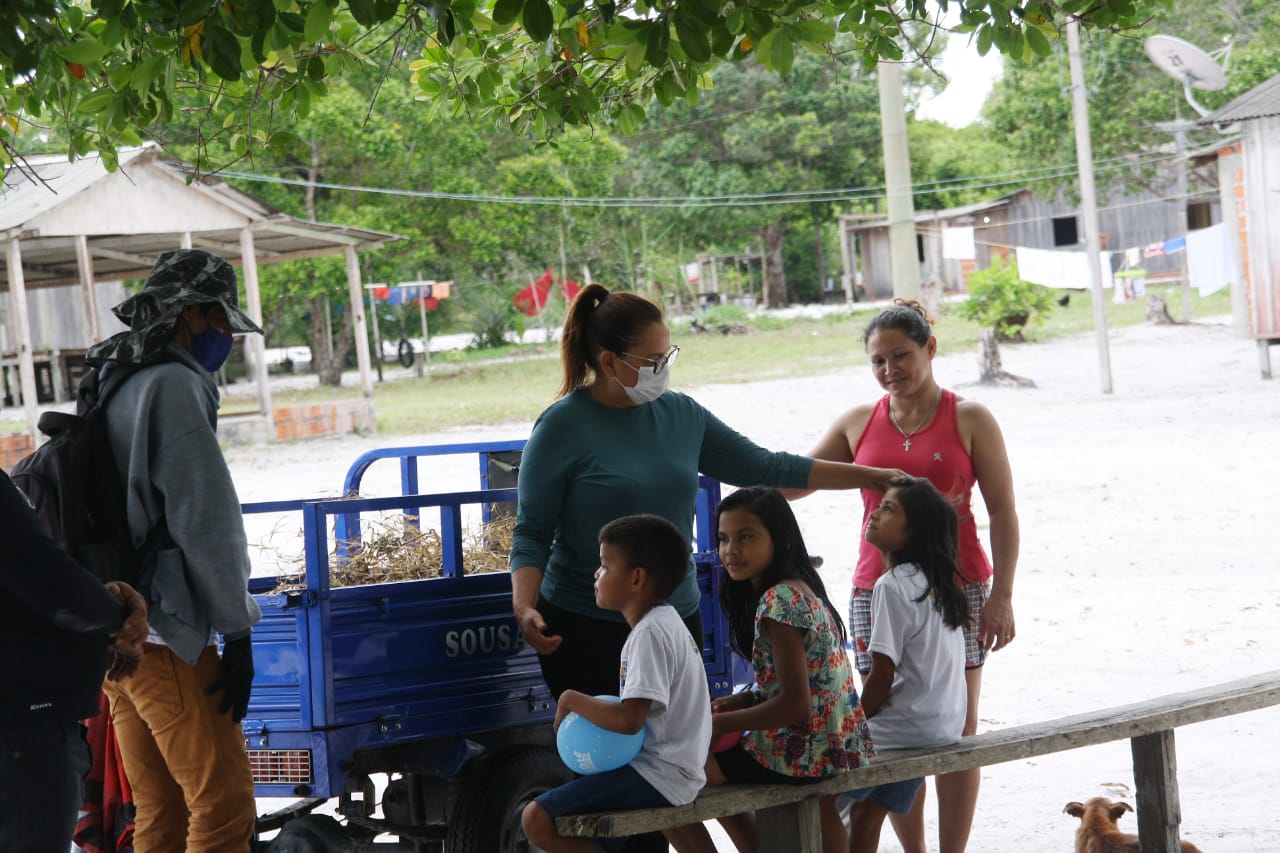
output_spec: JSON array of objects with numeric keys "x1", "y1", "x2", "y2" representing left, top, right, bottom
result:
[{"x1": 846, "y1": 476, "x2": 969, "y2": 853}]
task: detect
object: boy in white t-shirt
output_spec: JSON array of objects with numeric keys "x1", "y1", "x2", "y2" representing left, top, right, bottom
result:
[{"x1": 522, "y1": 514, "x2": 713, "y2": 853}]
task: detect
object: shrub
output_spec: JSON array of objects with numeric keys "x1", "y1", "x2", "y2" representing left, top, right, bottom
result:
[
  {"x1": 957, "y1": 257, "x2": 1057, "y2": 341},
  {"x1": 465, "y1": 287, "x2": 516, "y2": 349}
]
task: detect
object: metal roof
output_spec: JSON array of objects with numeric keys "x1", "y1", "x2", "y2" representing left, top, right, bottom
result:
[
  {"x1": 1199, "y1": 73, "x2": 1280, "y2": 125},
  {"x1": 839, "y1": 194, "x2": 1016, "y2": 232},
  {"x1": 1, "y1": 144, "x2": 402, "y2": 290}
]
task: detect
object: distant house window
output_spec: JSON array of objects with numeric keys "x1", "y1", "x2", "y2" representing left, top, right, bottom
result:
[
  {"x1": 1052, "y1": 216, "x2": 1078, "y2": 246},
  {"x1": 1187, "y1": 201, "x2": 1212, "y2": 230}
]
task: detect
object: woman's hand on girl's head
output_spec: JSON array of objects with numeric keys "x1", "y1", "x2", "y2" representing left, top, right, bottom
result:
[
  {"x1": 805, "y1": 461, "x2": 905, "y2": 492},
  {"x1": 869, "y1": 466, "x2": 907, "y2": 492},
  {"x1": 515, "y1": 604, "x2": 563, "y2": 655}
]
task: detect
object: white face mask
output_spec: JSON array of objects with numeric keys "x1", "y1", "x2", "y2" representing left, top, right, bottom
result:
[{"x1": 615, "y1": 359, "x2": 670, "y2": 404}]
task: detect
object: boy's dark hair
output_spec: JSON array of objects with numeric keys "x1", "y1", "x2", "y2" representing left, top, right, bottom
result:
[
  {"x1": 598, "y1": 514, "x2": 690, "y2": 600},
  {"x1": 716, "y1": 487, "x2": 846, "y2": 656},
  {"x1": 884, "y1": 476, "x2": 968, "y2": 630}
]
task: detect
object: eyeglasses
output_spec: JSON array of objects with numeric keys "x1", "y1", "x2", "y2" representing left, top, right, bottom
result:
[{"x1": 620, "y1": 345, "x2": 680, "y2": 375}]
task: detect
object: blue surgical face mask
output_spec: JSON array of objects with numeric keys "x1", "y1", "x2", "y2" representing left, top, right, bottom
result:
[{"x1": 190, "y1": 324, "x2": 234, "y2": 373}]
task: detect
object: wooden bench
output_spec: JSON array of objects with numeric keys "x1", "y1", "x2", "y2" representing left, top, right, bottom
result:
[{"x1": 557, "y1": 670, "x2": 1280, "y2": 852}]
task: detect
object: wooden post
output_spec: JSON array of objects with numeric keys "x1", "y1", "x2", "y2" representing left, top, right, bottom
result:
[
  {"x1": 878, "y1": 59, "x2": 920, "y2": 302},
  {"x1": 75, "y1": 235, "x2": 101, "y2": 344},
  {"x1": 365, "y1": 284, "x2": 384, "y2": 382},
  {"x1": 345, "y1": 245, "x2": 374, "y2": 400},
  {"x1": 838, "y1": 217, "x2": 854, "y2": 303},
  {"x1": 1066, "y1": 18, "x2": 1114, "y2": 395},
  {"x1": 756, "y1": 800, "x2": 822, "y2": 853},
  {"x1": 238, "y1": 228, "x2": 273, "y2": 421},
  {"x1": 415, "y1": 272, "x2": 431, "y2": 374},
  {"x1": 5, "y1": 238, "x2": 41, "y2": 442},
  {"x1": 1131, "y1": 730, "x2": 1183, "y2": 853}
]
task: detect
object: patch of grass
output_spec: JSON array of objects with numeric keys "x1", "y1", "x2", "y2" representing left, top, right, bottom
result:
[
  {"x1": 1029, "y1": 285, "x2": 1231, "y2": 339},
  {"x1": 208, "y1": 287, "x2": 1235, "y2": 436},
  {"x1": 372, "y1": 356, "x2": 563, "y2": 434}
]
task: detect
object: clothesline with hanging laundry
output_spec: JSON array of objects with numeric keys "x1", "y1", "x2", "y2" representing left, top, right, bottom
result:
[
  {"x1": 370, "y1": 280, "x2": 454, "y2": 310},
  {"x1": 940, "y1": 223, "x2": 1233, "y2": 297}
]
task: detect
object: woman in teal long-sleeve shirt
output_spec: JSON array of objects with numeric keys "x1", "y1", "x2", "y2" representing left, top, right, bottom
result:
[{"x1": 511, "y1": 284, "x2": 900, "y2": 702}]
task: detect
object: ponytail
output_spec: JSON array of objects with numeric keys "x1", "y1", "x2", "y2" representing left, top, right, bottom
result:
[{"x1": 557, "y1": 284, "x2": 664, "y2": 398}]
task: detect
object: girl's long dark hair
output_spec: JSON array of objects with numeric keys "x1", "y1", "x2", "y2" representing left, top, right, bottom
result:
[
  {"x1": 884, "y1": 476, "x2": 968, "y2": 630},
  {"x1": 717, "y1": 487, "x2": 846, "y2": 657}
]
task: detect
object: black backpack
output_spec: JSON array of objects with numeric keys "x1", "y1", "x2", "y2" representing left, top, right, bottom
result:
[{"x1": 11, "y1": 362, "x2": 153, "y2": 586}]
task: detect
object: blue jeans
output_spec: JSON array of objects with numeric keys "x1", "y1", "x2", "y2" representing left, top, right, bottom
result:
[
  {"x1": 536, "y1": 764, "x2": 672, "y2": 853},
  {"x1": 0, "y1": 721, "x2": 92, "y2": 851}
]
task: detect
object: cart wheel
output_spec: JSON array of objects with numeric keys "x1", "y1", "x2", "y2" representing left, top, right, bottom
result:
[
  {"x1": 446, "y1": 745, "x2": 572, "y2": 853},
  {"x1": 397, "y1": 337, "x2": 414, "y2": 368},
  {"x1": 260, "y1": 814, "x2": 351, "y2": 852}
]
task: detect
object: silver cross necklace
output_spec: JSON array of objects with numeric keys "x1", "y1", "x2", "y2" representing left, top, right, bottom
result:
[{"x1": 888, "y1": 387, "x2": 943, "y2": 451}]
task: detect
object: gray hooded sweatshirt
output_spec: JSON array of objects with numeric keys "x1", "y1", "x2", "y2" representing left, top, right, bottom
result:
[{"x1": 102, "y1": 344, "x2": 261, "y2": 665}]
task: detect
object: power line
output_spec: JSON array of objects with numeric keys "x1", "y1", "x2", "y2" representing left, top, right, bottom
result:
[{"x1": 212, "y1": 151, "x2": 1174, "y2": 210}]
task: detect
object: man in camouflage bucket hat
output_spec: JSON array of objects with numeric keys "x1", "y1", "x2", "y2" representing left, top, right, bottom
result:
[
  {"x1": 87, "y1": 248, "x2": 262, "y2": 366},
  {"x1": 93, "y1": 248, "x2": 262, "y2": 852}
]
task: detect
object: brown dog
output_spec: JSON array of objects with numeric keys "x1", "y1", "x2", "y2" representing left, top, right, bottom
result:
[{"x1": 1064, "y1": 797, "x2": 1204, "y2": 853}]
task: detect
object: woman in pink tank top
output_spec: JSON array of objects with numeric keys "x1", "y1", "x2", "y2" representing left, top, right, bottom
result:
[{"x1": 802, "y1": 299, "x2": 1020, "y2": 853}]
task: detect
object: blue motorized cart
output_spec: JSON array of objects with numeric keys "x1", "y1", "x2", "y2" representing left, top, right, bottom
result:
[{"x1": 242, "y1": 441, "x2": 738, "y2": 851}]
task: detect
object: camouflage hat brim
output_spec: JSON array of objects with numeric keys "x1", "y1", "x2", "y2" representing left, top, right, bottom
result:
[{"x1": 218, "y1": 298, "x2": 264, "y2": 335}]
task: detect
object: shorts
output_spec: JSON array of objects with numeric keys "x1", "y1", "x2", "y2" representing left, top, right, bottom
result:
[
  {"x1": 534, "y1": 764, "x2": 672, "y2": 853},
  {"x1": 849, "y1": 580, "x2": 991, "y2": 676},
  {"x1": 840, "y1": 777, "x2": 924, "y2": 815},
  {"x1": 714, "y1": 744, "x2": 824, "y2": 786}
]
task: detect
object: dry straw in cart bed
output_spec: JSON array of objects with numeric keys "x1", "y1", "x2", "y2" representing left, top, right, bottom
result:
[{"x1": 273, "y1": 512, "x2": 515, "y2": 592}]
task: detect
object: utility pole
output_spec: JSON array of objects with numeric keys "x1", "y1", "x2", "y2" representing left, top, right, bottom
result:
[
  {"x1": 877, "y1": 61, "x2": 920, "y2": 301},
  {"x1": 1155, "y1": 118, "x2": 1196, "y2": 322},
  {"x1": 1067, "y1": 19, "x2": 1114, "y2": 395}
]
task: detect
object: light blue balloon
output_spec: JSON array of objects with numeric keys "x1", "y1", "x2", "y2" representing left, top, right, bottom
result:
[{"x1": 556, "y1": 695, "x2": 646, "y2": 775}]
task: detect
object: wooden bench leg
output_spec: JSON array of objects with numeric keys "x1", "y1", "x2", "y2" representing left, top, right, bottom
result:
[
  {"x1": 1131, "y1": 729, "x2": 1183, "y2": 853},
  {"x1": 755, "y1": 799, "x2": 822, "y2": 853}
]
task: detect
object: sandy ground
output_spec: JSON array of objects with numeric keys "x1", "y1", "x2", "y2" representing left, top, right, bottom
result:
[{"x1": 227, "y1": 315, "x2": 1280, "y2": 852}]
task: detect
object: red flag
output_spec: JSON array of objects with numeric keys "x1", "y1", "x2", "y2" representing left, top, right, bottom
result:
[
  {"x1": 561, "y1": 278, "x2": 582, "y2": 302},
  {"x1": 373, "y1": 286, "x2": 390, "y2": 300},
  {"x1": 513, "y1": 269, "x2": 554, "y2": 316},
  {"x1": 422, "y1": 297, "x2": 439, "y2": 311}
]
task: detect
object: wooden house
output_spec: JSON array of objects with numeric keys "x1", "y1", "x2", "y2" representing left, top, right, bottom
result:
[
  {"x1": 1197, "y1": 73, "x2": 1280, "y2": 376},
  {"x1": 837, "y1": 168, "x2": 1221, "y2": 300}
]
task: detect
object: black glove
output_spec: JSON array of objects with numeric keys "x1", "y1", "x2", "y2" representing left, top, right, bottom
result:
[{"x1": 207, "y1": 635, "x2": 254, "y2": 722}]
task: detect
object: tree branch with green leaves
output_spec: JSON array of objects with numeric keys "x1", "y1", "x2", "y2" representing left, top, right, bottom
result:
[{"x1": 1, "y1": 0, "x2": 1169, "y2": 179}]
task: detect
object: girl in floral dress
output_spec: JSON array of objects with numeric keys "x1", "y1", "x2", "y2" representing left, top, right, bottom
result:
[{"x1": 666, "y1": 487, "x2": 875, "y2": 853}]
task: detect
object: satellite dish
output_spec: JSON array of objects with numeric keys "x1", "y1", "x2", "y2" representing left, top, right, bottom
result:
[
  {"x1": 1145, "y1": 35, "x2": 1228, "y2": 91},
  {"x1": 1144, "y1": 34, "x2": 1232, "y2": 123}
]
